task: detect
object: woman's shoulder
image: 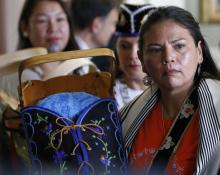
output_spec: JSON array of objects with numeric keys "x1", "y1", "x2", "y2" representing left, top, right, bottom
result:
[
  {"x1": 199, "y1": 78, "x2": 220, "y2": 94},
  {"x1": 120, "y1": 84, "x2": 158, "y2": 116},
  {"x1": 199, "y1": 78, "x2": 220, "y2": 121},
  {"x1": 204, "y1": 78, "x2": 220, "y2": 86}
]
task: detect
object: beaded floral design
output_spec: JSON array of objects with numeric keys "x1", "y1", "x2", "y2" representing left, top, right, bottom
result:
[
  {"x1": 52, "y1": 150, "x2": 67, "y2": 175},
  {"x1": 91, "y1": 117, "x2": 116, "y2": 175},
  {"x1": 160, "y1": 136, "x2": 175, "y2": 150},
  {"x1": 21, "y1": 99, "x2": 126, "y2": 175},
  {"x1": 180, "y1": 100, "x2": 194, "y2": 119}
]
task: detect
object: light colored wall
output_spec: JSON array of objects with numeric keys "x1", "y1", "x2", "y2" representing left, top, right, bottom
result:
[
  {"x1": 0, "y1": 0, "x2": 25, "y2": 54},
  {"x1": 124, "y1": 0, "x2": 185, "y2": 8},
  {"x1": 186, "y1": 0, "x2": 220, "y2": 47},
  {"x1": 186, "y1": 0, "x2": 220, "y2": 67},
  {"x1": 0, "y1": 0, "x2": 6, "y2": 54},
  {"x1": 5, "y1": 0, "x2": 25, "y2": 53},
  {"x1": 148, "y1": 0, "x2": 185, "y2": 8}
]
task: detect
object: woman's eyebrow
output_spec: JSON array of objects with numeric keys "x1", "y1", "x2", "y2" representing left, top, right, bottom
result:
[
  {"x1": 170, "y1": 38, "x2": 185, "y2": 44},
  {"x1": 145, "y1": 43, "x2": 162, "y2": 47}
]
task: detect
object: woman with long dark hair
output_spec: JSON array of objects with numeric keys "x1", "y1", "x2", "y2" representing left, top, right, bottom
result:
[
  {"x1": 121, "y1": 6, "x2": 220, "y2": 174},
  {"x1": 18, "y1": 0, "x2": 78, "y2": 80}
]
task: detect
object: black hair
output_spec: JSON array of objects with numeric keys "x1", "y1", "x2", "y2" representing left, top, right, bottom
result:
[
  {"x1": 71, "y1": 0, "x2": 121, "y2": 30},
  {"x1": 138, "y1": 6, "x2": 220, "y2": 80},
  {"x1": 17, "y1": 0, "x2": 78, "y2": 51}
]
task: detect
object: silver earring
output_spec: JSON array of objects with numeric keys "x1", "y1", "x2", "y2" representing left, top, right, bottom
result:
[
  {"x1": 143, "y1": 75, "x2": 153, "y2": 86},
  {"x1": 23, "y1": 32, "x2": 28, "y2": 37},
  {"x1": 197, "y1": 64, "x2": 201, "y2": 76},
  {"x1": 162, "y1": 61, "x2": 167, "y2": 65}
]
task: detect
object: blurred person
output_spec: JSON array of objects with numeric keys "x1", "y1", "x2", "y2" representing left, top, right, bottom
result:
[
  {"x1": 0, "y1": 0, "x2": 78, "y2": 174},
  {"x1": 113, "y1": 3, "x2": 155, "y2": 109},
  {"x1": 0, "y1": 0, "x2": 77, "y2": 116},
  {"x1": 18, "y1": 0, "x2": 78, "y2": 80},
  {"x1": 121, "y1": 6, "x2": 220, "y2": 174},
  {"x1": 0, "y1": 104, "x2": 24, "y2": 175},
  {"x1": 71, "y1": 0, "x2": 121, "y2": 73}
]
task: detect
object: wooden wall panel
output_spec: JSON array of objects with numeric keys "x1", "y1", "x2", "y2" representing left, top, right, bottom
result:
[
  {"x1": 0, "y1": 0, "x2": 6, "y2": 54},
  {"x1": 0, "y1": 0, "x2": 25, "y2": 54}
]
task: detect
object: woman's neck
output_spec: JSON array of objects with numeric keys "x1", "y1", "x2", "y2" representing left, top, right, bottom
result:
[
  {"x1": 160, "y1": 85, "x2": 194, "y2": 119},
  {"x1": 123, "y1": 75, "x2": 146, "y2": 90}
]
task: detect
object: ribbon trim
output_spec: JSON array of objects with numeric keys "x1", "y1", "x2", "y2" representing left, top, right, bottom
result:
[{"x1": 50, "y1": 117, "x2": 104, "y2": 155}]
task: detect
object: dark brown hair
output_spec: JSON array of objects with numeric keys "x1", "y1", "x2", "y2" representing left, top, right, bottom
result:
[{"x1": 71, "y1": 0, "x2": 121, "y2": 30}]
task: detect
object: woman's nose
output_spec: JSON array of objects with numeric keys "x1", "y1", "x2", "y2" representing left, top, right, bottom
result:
[
  {"x1": 162, "y1": 45, "x2": 175, "y2": 65},
  {"x1": 131, "y1": 45, "x2": 139, "y2": 60},
  {"x1": 48, "y1": 20, "x2": 57, "y2": 33}
]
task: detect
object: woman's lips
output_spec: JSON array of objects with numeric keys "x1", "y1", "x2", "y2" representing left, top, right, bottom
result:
[
  {"x1": 165, "y1": 69, "x2": 179, "y2": 76},
  {"x1": 129, "y1": 64, "x2": 141, "y2": 68},
  {"x1": 47, "y1": 37, "x2": 59, "y2": 43}
]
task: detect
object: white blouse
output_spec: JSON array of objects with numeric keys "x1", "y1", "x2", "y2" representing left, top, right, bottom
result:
[{"x1": 114, "y1": 78, "x2": 143, "y2": 110}]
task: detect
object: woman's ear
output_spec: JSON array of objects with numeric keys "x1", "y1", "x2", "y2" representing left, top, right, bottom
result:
[
  {"x1": 138, "y1": 50, "x2": 147, "y2": 73},
  {"x1": 21, "y1": 21, "x2": 29, "y2": 38},
  {"x1": 197, "y1": 41, "x2": 203, "y2": 64},
  {"x1": 91, "y1": 17, "x2": 102, "y2": 34},
  {"x1": 137, "y1": 50, "x2": 143, "y2": 63}
]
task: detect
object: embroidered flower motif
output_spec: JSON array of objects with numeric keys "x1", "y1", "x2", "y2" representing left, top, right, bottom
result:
[
  {"x1": 137, "y1": 152, "x2": 144, "y2": 158},
  {"x1": 172, "y1": 162, "x2": 184, "y2": 175},
  {"x1": 100, "y1": 155, "x2": 111, "y2": 166},
  {"x1": 52, "y1": 150, "x2": 67, "y2": 164},
  {"x1": 180, "y1": 102, "x2": 194, "y2": 119},
  {"x1": 160, "y1": 136, "x2": 175, "y2": 150},
  {"x1": 36, "y1": 113, "x2": 48, "y2": 124},
  {"x1": 106, "y1": 126, "x2": 110, "y2": 130},
  {"x1": 42, "y1": 122, "x2": 53, "y2": 135},
  {"x1": 148, "y1": 149, "x2": 156, "y2": 155},
  {"x1": 143, "y1": 147, "x2": 156, "y2": 156}
]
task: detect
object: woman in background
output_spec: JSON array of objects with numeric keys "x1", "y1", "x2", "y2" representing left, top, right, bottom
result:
[
  {"x1": 0, "y1": 1, "x2": 77, "y2": 174},
  {"x1": 114, "y1": 3, "x2": 155, "y2": 109},
  {"x1": 17, "y1": 0, "x2": 78, "y2": 80}
]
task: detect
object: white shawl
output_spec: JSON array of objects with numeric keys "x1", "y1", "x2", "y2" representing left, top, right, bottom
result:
[{"x1": 120, "y1": 78, "x2": 220, "y2": 174}]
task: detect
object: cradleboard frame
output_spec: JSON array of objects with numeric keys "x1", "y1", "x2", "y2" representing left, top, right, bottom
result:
[
  {"x1": 0, "y1": 47, "x2": 48, "y2": 135},
  {"x1": 18, "y1": 48, "x2": 128, "y2": 175},
  {"x1": 18, "y1": 48, "x2": 116, "y2": 107},
  {"x1": 0, "y1": 47, "x2": 48, "y2": 109},
  {"x1": 0, "y1": 47, "x2": 47, "y2": 76}
]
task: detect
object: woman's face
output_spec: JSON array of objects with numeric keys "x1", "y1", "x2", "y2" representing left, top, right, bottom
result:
[
  {"x1": 116, "y1": 36, "x2": 146, "y2": 80},
  {"x1": 138, "y1": 20, "x2": 203, "y2": 91},
  {"x1": 23, "y1": 1, "x2": 70, "y2": 52}
]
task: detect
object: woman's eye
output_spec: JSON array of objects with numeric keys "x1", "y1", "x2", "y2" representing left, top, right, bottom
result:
[
  {"x1": 120, "y1": 43, "x2": 131, "y2": 50},
  {"x1": 56, "y1": 16, "x2": 67, "y2": 22},
  {"x1": 174, "y1": 43, "x2": 185, "y2": 50},
  {"x1": 35, "y1": 17, "x2": 48, "y2": 24},
  {"x1": 146, "y1": 47, "x2": 161, "y2": 54}
]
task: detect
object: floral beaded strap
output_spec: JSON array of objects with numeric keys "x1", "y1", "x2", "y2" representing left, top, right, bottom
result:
[{"x1": 148, "y1": 87, "x2": 198, "y2": 175}]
